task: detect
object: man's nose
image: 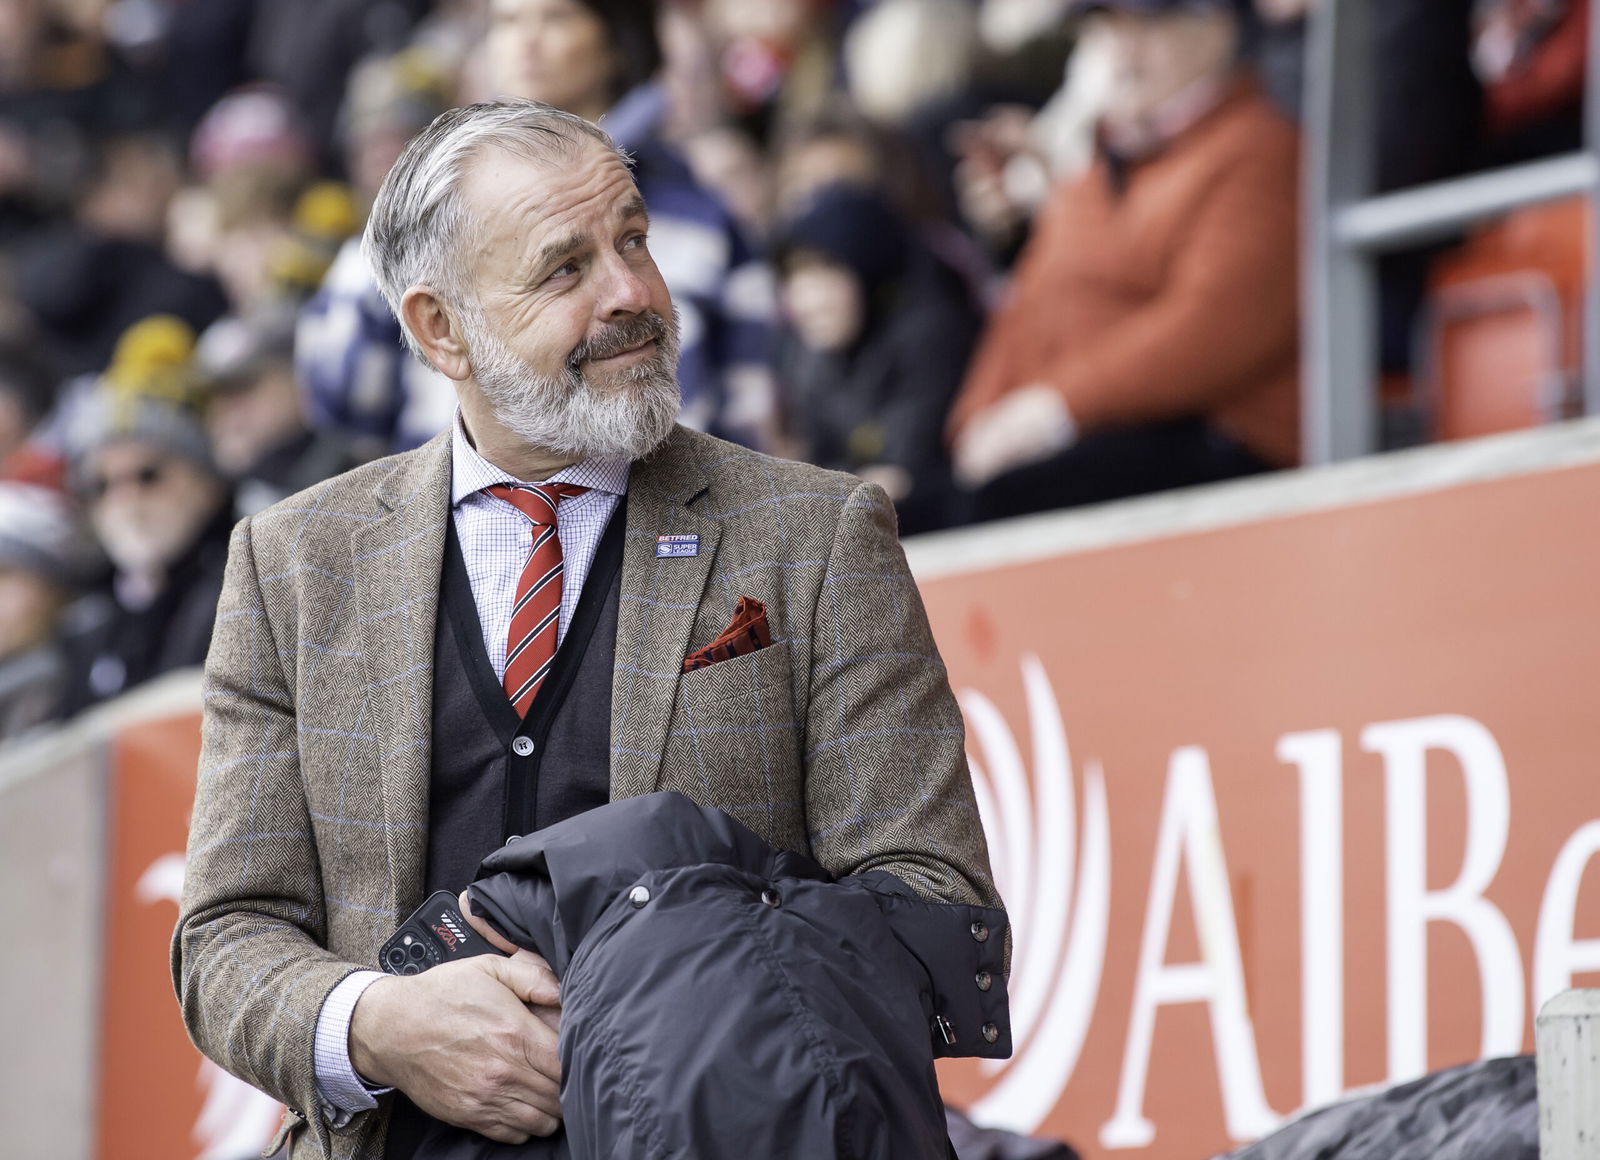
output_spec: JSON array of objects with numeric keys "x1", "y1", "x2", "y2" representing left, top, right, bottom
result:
[{"x1": 595, "y1": 251, "x2": 656, "y2": 319}]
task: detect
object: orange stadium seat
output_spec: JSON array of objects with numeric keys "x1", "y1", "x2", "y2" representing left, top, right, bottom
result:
[{"x1": 1419, "y1": 196, "x2": 1591, "y2": 441}]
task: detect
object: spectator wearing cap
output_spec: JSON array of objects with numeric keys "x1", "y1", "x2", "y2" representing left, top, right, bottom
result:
[
  {"x1": 0, "y1": 483, "x2": 93, "y2": 742},
  {"x1": 776, "y1": 184, "x2": 982, "y2": 535},
  {"x1": 948, "y1": 0, "x2": 1301, "y2": 521},
  {"x1": 198, "y1": 309, "x2": 359, "y2": 517},
  {"x1": 55, "y1": 323, "x2": 235, "y2": 717}
]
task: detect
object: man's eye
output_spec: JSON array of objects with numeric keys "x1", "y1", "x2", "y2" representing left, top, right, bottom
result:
[
  {"x1": 624, "y1": 233, "x2": 648, "y2": 251},
  {"x1": 550, "y1": 261, "x2": 579, "y2": 279}
]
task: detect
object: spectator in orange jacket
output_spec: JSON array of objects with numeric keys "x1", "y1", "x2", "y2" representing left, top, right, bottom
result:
[{"x1": 948, "y1": 0, "x2": 1301, "y2": 522}]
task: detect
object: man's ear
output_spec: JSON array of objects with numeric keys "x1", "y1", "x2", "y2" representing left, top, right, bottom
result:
[{"x1": 400, "y1": 285, "x2": 473, "y2": 382}]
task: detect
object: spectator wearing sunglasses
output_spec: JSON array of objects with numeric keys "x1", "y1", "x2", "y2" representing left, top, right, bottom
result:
[{"x1": 54, "y1": 386, "x2": 234, "y2": 718}]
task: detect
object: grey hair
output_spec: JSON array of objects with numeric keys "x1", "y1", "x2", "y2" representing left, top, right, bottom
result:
[{"x1": 363, "y1": 99, "x2": 626, "y2": 359}]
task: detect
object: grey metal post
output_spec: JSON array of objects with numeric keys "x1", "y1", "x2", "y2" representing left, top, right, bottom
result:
[
  {"x1": 1537, "y1": 989, "x2": 1600, "y2": 1158},
  {"x1": 1585, "y1": 0, "x2": 1600, "y2": 418},
  {"x1": 1302, "y1": 0, "x2": 1378, "y2": 464}
]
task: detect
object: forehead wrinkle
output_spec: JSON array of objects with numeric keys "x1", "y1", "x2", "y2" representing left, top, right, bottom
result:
[{"x1": 463, "y1": 146, "x2": 642, "y2": 277}]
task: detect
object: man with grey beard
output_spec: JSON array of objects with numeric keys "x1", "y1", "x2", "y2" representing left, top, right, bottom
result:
[{"x1": 173, "y1": 99, "x2": 1001, "y2": 1160}]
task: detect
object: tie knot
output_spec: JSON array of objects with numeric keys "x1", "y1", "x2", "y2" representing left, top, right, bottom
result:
[{"x1": 486, "y1": 482, "x2": 588, "y2": 524}]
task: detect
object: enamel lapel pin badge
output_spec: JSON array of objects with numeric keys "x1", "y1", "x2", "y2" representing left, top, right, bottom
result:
[{"x1": 656, "y1": 534, "x2": 700, "y2": 559}]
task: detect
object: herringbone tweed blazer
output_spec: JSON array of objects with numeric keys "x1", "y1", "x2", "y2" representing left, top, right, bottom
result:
[{"x1": 173, "y1": 424, "x2": 999, "y2": 1159}]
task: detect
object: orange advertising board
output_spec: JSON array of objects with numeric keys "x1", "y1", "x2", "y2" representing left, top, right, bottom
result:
[
  {"x1": 92, "y1": 454, "x2": 1600, "y2": 1159},
  {"x1": 928, "y1": 462, "x2": 1600, "y2": 1158},
  {"x1": 98, "y1": 711, "x2": 281, "y2": 1160}
]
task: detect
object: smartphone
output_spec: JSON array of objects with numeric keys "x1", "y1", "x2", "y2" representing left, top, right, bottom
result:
[{"x1": 378, "y1": 889, "x2": 505, "y2": 975}]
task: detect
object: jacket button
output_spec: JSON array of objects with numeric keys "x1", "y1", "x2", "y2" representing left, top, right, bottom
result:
[
  {"x1": 760, "y1": 888, "x2": 781, "y2": 908},
  {"x1": 629, "y1": 885, "x2": 651, "y2": 908},
  {"x1": 970, "y1": 921, "x2": 989, "y2": 943},
  {"x1": 975, "y1": 971, "x2": 993, "y2": 992},
  {"x1": 982, "y1": 1022, "x2": 1000, "y2": 1044},
  {"x1": 511, "y1": 737, "x2": 535, "y2": 757}
]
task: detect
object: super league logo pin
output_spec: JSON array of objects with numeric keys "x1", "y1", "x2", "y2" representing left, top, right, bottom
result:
[{"x1": 656, "y1": 534, "x2": 700, "y2": 559}]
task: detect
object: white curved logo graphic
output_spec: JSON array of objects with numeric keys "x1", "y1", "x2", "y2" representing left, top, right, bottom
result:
[
  {"x1": 960, "y1": 655, "x2": 1111, "y2": 1134},
  {"x1": 138, "y1": 853, "x2": 284, "y2": 1160}
]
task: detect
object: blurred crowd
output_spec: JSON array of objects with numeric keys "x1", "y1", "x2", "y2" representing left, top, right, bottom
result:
[{"x1": 0, "y1": 0, "x2": 1590, "y2": 744}]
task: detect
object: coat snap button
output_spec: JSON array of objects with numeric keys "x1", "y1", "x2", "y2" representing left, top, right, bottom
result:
[
  {"x1": 629, "y1": 885, "x2": 651, "y2": 908},
  {"x1": 975, "y1": 971, "x2": 993, "y2": 992},
  {"x1": 511, "y1": 736, "x2": 534, "y2": 757},
  {"x1": 970, "y1": 921, "x2": 989, "y2": 943},
  {"x1": 505, "y1": 834, "x2": 521, "y2": 846},
  {"x1": 760, "y1": 888, "x2": 782, "y2": 908},
  {"x1": 982, "y1": 1022, "x2": 1000, "y2": 1044}
]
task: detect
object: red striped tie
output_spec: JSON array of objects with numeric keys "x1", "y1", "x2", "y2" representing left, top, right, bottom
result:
[{"x1": 486, "y1": 482, "x2": 588, "y2": 716}]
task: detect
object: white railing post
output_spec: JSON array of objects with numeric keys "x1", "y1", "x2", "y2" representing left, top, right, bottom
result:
[{"x1": 1536, "y1": 989, "x2": 1600, "y2": 1158}]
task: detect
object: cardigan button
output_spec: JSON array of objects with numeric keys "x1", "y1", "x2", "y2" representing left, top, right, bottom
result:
[{"x1": 511, "y1": 736, "x2": 535, "y2": 757}]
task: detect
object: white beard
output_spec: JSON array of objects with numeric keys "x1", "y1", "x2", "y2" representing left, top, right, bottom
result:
[{"x1": 461, "y1": 305, "x2": 683, "y2": 463}]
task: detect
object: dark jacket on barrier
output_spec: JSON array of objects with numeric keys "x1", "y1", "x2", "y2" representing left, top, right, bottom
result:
[
  {"x1": 446, "y1": 792, "x2": 1011, "y2": 1160},
  {"x1": 1214, "y1": 1055, "x2": 1535, "y2": 1160}
]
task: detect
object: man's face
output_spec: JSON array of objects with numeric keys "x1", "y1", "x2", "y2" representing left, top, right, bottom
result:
[
  {"x1": 206, "y1": 364, "x2": 306, "y2": 478},
  {"x1": 488, "y1": 0, "x2": 617, "y2": 113},
  {"x1": 782, "y1": 253, "x2": 864, "y2": 353},
  {"x1": 86, "y1": 441, "x2": 225, "y2": 576},
  {"x1": 450, "y1": 140, "x2": 682, "y2": 461},
  {"x1": 1097, "y1": 8, "x2": 1238, "y2": 128}
]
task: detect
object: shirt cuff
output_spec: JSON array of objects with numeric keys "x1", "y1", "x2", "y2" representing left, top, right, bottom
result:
[{"x1": 314, "y1": 970, "x2": 393, "y2": 1126}]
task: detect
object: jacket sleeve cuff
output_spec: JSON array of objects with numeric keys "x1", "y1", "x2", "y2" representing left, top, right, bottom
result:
[{"x1": 314, "y1": 970, "x2": 393, "y2": 1125}]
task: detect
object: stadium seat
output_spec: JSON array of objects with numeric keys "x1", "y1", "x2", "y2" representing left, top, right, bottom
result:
[{"x1": 1420, "y1": 196, "x2": 1591, "y2": 441}]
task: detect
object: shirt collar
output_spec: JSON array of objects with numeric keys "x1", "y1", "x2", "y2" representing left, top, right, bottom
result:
[{"x1": 449, "y1": 410, "x2": 631, "y2": 507}]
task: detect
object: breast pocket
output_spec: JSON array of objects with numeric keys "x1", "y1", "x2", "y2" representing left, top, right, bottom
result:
[{"x1": 664, "y1": 644, "x2": 807, "y2": 850}]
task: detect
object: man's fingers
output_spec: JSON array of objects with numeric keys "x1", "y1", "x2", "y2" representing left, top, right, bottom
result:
[
  {"x1": 439, "y1": 1088, "x2": 561, "y2": 1144},
  {"x1": 531, "y1": 1002, "x2": 561, "y2": 1036},
  {"x1": 484, "y1": 948, "x2": 562, "y2": 1008},
  {"x1": 510, "y1": 1000, "x2": 563, "y2": 1089},
  {"x1": 458, "y1": 889, "x2": 523, "y2": 955}
]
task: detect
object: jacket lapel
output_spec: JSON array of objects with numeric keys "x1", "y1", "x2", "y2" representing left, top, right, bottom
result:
[
  {"x1": 352, "y1": 432, "x2": 451, "y2": 916},
  {"x1": 610, "y1": 427, "x2": 722, "y2": 799}
]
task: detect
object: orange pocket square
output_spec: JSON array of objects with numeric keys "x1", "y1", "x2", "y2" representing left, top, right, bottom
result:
[{"x1": 683, "y1": 596, "x2": 773, "y2": 673}]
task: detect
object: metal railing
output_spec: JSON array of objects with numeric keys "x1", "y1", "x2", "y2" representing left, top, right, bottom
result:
[{"x1": 1302, "y1": 0, "x2": 1600, "y2": 464}]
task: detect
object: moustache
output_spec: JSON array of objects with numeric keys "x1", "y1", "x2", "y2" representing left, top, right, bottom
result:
[{"x1": 568, "y1": 311, "x2": 671, "y2": 371}]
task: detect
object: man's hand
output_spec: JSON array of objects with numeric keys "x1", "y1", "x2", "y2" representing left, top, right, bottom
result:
[
  {"x1": 349, "y1": 948, "x2": 564, "y2": 1143},
  {"x1": 953, "y1": 384, "x2": 1078, "y2": 488}
]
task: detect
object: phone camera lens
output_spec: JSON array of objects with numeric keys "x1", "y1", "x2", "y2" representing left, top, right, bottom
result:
[
  {"x1": 385, "y1": 947, "x2": 408, "y2": 969},
  {"x1": 408, "y1": 942, "x2": 427, "y2": 960}
]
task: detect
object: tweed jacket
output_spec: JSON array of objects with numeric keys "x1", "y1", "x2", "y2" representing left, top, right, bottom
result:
[{"x1": 172, "y1": 424, "x2": 999, "y2": 1160}]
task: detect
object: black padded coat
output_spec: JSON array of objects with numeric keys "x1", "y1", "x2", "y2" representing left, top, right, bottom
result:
[{"x1": 453, "y1": 791, "x2": 1011, "y2": 1160}]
